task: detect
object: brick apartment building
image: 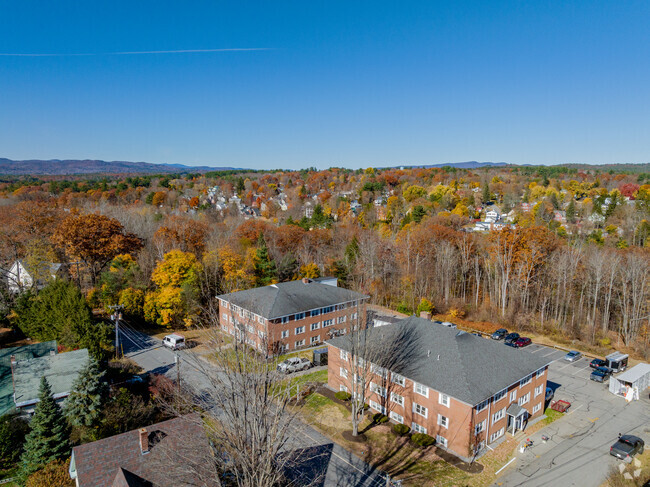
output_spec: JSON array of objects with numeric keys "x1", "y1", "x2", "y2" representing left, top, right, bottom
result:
[
  {"x1": 217, "y1": 278, "x2": 369, "y2": 355},
  {"x1": 327, "y1": 316, "x2": 551, "y2": 459}
]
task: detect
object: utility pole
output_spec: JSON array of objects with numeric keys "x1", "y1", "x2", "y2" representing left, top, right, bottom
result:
[
  {"x1": 175, "y1": 352, "x2": 181, "y2": 390},
  {"x1": 109, "y1": 305, "x2": 124, "y2": 359}
]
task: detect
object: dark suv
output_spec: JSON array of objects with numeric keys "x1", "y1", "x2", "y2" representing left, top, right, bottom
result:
[
  {"x1": 590, "y1": 358, "x2": 607, "y2": 369},
  {"x1": 491, "y1": 329, "x2": 508, "y2": 340},
  {"x1": 590, "y1": 366, "x2": 611, "y2": 383},
  {"x1": 610, "y1": 435, "x2": 644, "y2": 463},
  {"x1": 504, "y1": 333, "x2": 520, "y2": 346}
]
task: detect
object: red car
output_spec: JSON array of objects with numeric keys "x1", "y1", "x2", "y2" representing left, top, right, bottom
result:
[{"x1": 514, "y1": 337, "x2": 532, "y2": 348}]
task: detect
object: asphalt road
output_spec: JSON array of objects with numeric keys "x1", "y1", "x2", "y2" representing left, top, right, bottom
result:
[
  {"x1": 493, "y1": 343, "x2": 650, "y2": 487},
  {"x1": 119, "y1": 327, "x2": 388, "y2": 487}
]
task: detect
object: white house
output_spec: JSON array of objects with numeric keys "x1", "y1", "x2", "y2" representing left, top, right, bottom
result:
[
  {"x1": 484, "y1": 205, "x2": 502, "y2": 223},
  {"x1": 5, "y1": 260, "x2": 66, "y2": 293}
]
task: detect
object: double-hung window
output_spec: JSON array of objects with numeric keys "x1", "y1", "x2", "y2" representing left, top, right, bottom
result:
[
  {"x1": 340, "y1": 349, "x2": 349, "y2": 361},
  {"x1": 295, "y1": 339, "x2": 305, "y2": 347},
  {"x1": 492, "y1": 407, "x2": 505, "y2": 424},
  {"x1": 390, "y1": 411, "x2": 404, "y2": 424},
  {"x1": 295, "y1": 326, "x2": 305, "y2": 335},
  {"x1": 413, "y1": 403, "x2": 428, "y2": 418},
  {"x1": 532, "y1": 402, "x2": 542, "y2": 414},
  {"x1": 414, "y1": 382, "x2": 429, "y2": 398},
  {"x1": 437, "y1": 414, "x2": 449, "y2": 429},
  {"x1": 520, "y1": 374, "x2": 533, "y2": 387},
  {"x1": 518, "y1": 392, "x2": 530, "y2": 406},
  {"x1": 475, "y1": 419, "x2": 486, "y2": 435},
  {"x1": 340, "y1": 367, "x2": 348, "y2": 378},
  {"x1": 310, "y1": 335, "x2": 320, "y2": 344},
  {"x1": 370, "y1": 382, "x2": 387, "y2": 398},
  {"x1": 510, "y1": 390, "x2": 517, "y2": 402},
  {"x1": 439, "y1": 393, "x2": 450, "y2": 407},
  {"x1": 476, "y1": 399, "x2": 489, "y2": 412},
  {"x1": 391, "y1": 373, "x2": 405, "y2": 387},
  {"x1": 390, "y1": 392, "x2": 404, "y2": 406},
  {"x1": 412, "y1": 422, "x2": 427, "y2": 434},
  {"x1": 311, "y1": 322, "x2": 320, "y2": 331},
  {"x1": 281, "y1": 316, "x2": 289, "y2": 324},
  {"x1": 281, "y1": 330, "x2": 289, "y2": 339},
  {"x1": 436, "y1": 435, "x2": 448, "y2": 447},
  {"x1": 536, "y1": 367, "x2": 545, "y2": 378},
  {"x1": 534, "y1": 385, "x2": 543, "y2": 397},
  {"x1": 295, "y1": 312, "x2": 305, "y2": 320}
]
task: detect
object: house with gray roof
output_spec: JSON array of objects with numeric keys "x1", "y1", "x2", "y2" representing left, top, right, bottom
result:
[
  {"x1": 327, "y1": 316, "x2": 552, "y2": 459},
  {"x1": 12, "y1": 348, "x2": 89, "y2": 413},
  {"x1": 217, "y1": 278, "x2": 369, "y2": 355},
  {"x1": 0, "y1": 340, "x2": 58, "y2": 415}
]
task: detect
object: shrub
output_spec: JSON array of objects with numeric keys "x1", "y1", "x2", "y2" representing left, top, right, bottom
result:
[
  {"x1": 411, "y1": 433, "x2": 436, "y2": 447},
  {"x1": 25, "y1": 458, "x2": 73, "y2": 487},
  {"x1": 372, "y1": 413, "x2": 389, "y2": 424},
  {"x1": 334, "y1": 391, "x2": 351, "y2": 401},
  {"x1": 392, "y1": 423, "x2": 410, "y2": 436}
]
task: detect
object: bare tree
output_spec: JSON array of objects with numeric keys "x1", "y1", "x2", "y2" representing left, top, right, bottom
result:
[
  {"x1": 161, "y1": 302, "x2": 325, "y2": 487},
  {"x1": 337, "y1": 309, "x2": 421, "y2": 437}
]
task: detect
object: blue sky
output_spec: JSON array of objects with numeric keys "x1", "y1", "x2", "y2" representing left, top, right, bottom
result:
[{"x1": 1, "y1": 1, "x2": 649, "y2": 169}]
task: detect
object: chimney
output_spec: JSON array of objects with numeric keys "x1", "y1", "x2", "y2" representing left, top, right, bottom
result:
[
  {"x1": 420, "y1": 311, "x2": 432, "y2": 320},
  {"x1": 302, "y1": 278, "x2": 310, "y2": 284},
  {"x1": 139, "y1": 428, "x2": 149, "y2": 454}
]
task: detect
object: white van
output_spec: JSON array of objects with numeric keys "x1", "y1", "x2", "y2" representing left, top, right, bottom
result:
[{"x1": 162, "y1": 334, "x2": 186, "y2": 350}]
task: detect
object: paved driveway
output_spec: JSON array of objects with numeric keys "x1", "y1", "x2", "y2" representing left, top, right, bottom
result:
[
  {"x1": 494, "y1": 343, "x2": 650, "y2": 487},
  {"x1": 119, "y1": 327, "x2": 387, "y2": 487}
]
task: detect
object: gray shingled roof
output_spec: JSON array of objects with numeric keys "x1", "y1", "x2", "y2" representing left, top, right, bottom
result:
[
  {"x1": 13, "y1": 348, "x2": 89, "y2": 407},
  {"x1": 327, "y1": 316, "x2": 552, "y2": 406},
  {"x1": 217, "y1": 280, "x2": 369, "y2": 320}
]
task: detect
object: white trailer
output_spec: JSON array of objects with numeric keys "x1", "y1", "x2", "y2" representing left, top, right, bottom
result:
[{"x1": 609, "y1": 363, "x2": 650, "y2": 401}]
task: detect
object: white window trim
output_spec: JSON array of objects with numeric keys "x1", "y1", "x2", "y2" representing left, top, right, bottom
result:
[
  {"x1": 437, "y1": 414, "x2": 449, "y2": 429},
  {"x1": 412, "y1": 422, "x2": 427, "y2": 434},
  {"x1": 436, "y1": 435, "x2": 448, "y2": 447},
  {"x1": 439, "y1": 393, "x2": 450, "y2": 407},
  {"x1": 414, "y1": 382, "x2": 429, "y2": 398},
  {"x1": 413, "y1": 402, "x2": 428, "y2": 418}
]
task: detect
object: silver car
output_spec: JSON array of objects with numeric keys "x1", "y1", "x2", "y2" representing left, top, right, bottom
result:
[{"x1": 564, "y1": 350, "x2": 582, "y2": 362}]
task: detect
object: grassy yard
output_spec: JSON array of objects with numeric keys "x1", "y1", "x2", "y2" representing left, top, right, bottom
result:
[{"x1": 299, "y1": 395, "x2": 566, "y2": 487}]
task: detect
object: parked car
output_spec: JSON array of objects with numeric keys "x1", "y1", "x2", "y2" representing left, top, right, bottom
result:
[
  {"x1": 513, "y1": 337, "x2": 532, "y2": 348},
  {"x1": 472, "y1": 332, "x2": 483, "y2": 338},
  {"x1": 277, "y1": 357, "x2": 312, "y2": 374},
  {"x1": 545, "y1": 387, "x2": 554, "y2": 402},
  {"x1": 504, "y1": 332, "x2": 520, "y2": 344},
  {"x1": 440, "y1": 321, "x2": 457, "y2": 329},
  {"x1": 162, "y1": 334, "x2": 186, "y2": 350},
  {"x1": 590, "y1": 366, "x2": 612, "y2": 383},
  {"x1": 564, "y1": 350, "x2": 582, "y2": 362},
  {"x1": 610, "y1": 435, "x2": 644, "y2": 463},
  {"x1": 590, "y1": 358, "x2": 607, "y2": 369},
  {"x1": 491, "y1": 329, "x2": 508, "y2": 340}
]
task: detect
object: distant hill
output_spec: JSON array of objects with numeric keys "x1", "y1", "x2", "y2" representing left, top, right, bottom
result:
[
  {"x1": 391, "y1": 161, "x2": 509, "y2": 170},
  {"x1": 0, "y1": 158, "x2": 238, "y2": 175}
]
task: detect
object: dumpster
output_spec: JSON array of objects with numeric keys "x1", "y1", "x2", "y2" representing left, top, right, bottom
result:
[{"x1": 312, "y1": 347, "x2": 328, "y2": 366}]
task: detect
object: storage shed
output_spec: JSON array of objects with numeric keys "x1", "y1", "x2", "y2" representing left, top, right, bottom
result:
[{"x1": 609, "y1": 363, "x2": 650, "y2": 401}]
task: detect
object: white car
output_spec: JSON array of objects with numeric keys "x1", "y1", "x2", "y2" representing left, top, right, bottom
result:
[
  {"x1": 276, "y1": 357, "x2": 312, "y2": 374},
  {"x1": 162, "y1": 334, "x2": 186, "y2": 350}
]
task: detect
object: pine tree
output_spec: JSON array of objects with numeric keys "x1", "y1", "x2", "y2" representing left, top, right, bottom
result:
[
  {"x1": 253, "y1": 234, "x2": 277, "y2": 286},
  {"x1": 19, "y1": 378, "x2": 70, "y2": 483},
  {"x1": 64, "y1": 358, "x2": 108, "y2": 428},
  {"x1": 482, "y1": 183, "x2": 491, "y2": 203},
  {"x1": 566, "y1": 199, "x2": 577, "y2": 223}
]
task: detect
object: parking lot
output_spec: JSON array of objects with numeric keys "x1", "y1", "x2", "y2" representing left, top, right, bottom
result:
[{"x1": 494, "y1": 342, "x2": 650, "y2": 487}]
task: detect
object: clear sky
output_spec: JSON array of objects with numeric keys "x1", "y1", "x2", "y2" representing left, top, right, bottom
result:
[{"x1": 1, "y1": 1, "x2": 649, "y2": 169}]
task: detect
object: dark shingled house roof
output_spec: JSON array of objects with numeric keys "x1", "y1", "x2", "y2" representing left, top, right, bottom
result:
[
  {"x1": 217, "y1": 279, "x2": 369, "y2": 320},
  {"x1": 71, "y1": 415, "x2": 217, "y2": 487},
  {"x1": 327, "y1": 316, "x2": 552, "y2": 406}
]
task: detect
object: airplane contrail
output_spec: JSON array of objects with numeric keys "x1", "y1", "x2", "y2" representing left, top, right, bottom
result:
[{"x1": 0, "y1": 48, "x2": 273, "y2": 57}]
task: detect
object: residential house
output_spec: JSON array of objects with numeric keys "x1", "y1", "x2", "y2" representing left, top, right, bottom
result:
[
  {"x1": 303, "y1": 200, "x2": 314, "y2": 218},
  {"x1": 12, "y1": 348, "x2": 89, "y2": 414},
  {"x1": 69, "y1": 414, "x2": 217, "y2": 487},
  {"x1": 217, "y1": 278, "x2": 369, "y2": 355},
  {"x1": 5, "y1": 260, "x2": 67, "y2": 293},
  {"x1": 0, "y1": 340, "x2": 58, "y2": 416},
  {"x1": 327, "y1": 316, "x2": 551, "y2": 460},
  {"x1": 484, "y1": 205, "x2": 502, "y2": 223}
]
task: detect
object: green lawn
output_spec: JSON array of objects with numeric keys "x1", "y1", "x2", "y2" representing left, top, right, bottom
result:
[{"x1": 543, "y1": 407, "x2": 564, "y2": 425}]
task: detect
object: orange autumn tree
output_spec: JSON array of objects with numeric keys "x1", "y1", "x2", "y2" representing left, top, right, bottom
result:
[
  {"x1": 52, "y1": 213, "x2": 143, "y2": 285},
  {"x1": 144, "y1": 250, "x2": 203, "y2": 328}
]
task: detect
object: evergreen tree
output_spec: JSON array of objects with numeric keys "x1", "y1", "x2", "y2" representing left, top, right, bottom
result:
[
  {"x1": 566, "y1": 199, "x2": 577, "y2": 223},
  {"x1": 311, "y1": 204, "x2": 327, "y2": 227},
  {"x1": 253, "y1": 234, "x2": 277, "y2": 286},
  {"x1": 344, "y1": 237, "x2": 360, "y2": 265},
  {"x1": 236, "y1": 177, "x2": 245, "y2": 195},
  {"x1": 0, "y1": 413, "x2": 29, "y2": 471},
  {"x1": 482, "y1": 183, "x2": 491, "y2": 203},
  {"x1": 64, "y1": 358, "x2": 108, "y2": 428},
  {"x1": 19, "y1": 378, "x2": 70, "y2": 483}
]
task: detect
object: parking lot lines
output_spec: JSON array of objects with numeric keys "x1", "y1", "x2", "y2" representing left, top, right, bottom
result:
[{"x1": 542, "y1": 349, "x2": 559, "y2": 357}]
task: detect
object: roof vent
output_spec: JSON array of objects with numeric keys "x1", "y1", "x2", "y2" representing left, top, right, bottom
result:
[
  {"x1": 437, "y1": 354, "x2": 440, "y2": 361},
  {"x1": 427, "y1": 350, "x2": 431, "y2": 357}
]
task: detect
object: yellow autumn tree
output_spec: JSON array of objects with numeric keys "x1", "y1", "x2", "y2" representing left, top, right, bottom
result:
[
  {"x1": 298, "y1": 263, "x2": 321, "y2": 279},
  {"x1": 145, "y1": 250, "x2": 202, "y2": 328}
]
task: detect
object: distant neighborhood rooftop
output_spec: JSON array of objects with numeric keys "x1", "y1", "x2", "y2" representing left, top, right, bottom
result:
[
  {"x1": 13, "y1": 348, "x2": 89, "y2": 408},
  {"x1": 218, "y1": 279, "x2": 369, "y2": 320},
  {"x1": 327, "y1": 316, "x2": 552, "y2": 406},
  {"x1": 0, "y1": 340, "x2": 58, "y2": 415}
]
